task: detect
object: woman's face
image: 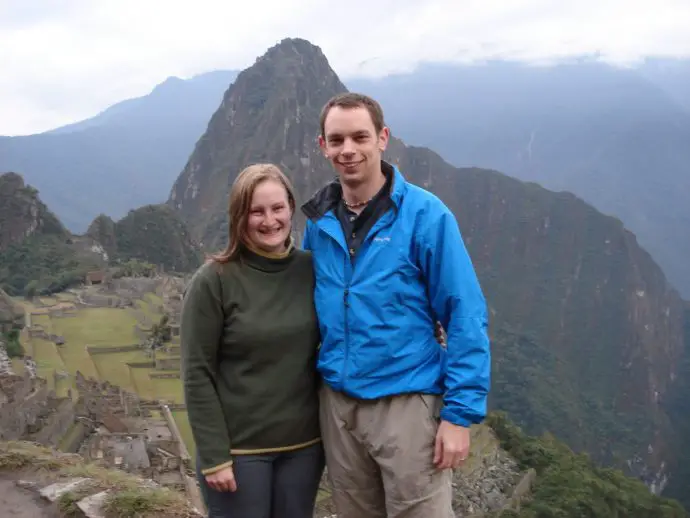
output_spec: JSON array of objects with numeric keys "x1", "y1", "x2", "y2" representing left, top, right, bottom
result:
[{"x1": 246, "y1": 179, "x2": 292, "y2": 254}]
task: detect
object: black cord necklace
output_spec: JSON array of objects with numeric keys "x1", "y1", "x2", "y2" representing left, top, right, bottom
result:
[{"x1": 343, "y1": 196, "x2": 373, "y2": 210}]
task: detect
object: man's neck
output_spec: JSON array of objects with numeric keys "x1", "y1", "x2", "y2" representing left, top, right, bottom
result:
[{"x1": 341, "y1": 168, "x2": 386, "y2": 211}]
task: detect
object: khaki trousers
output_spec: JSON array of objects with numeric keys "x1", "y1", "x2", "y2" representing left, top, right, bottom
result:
[{"x1": 319, "y1": 384, "x2": 454, "y2": 518}]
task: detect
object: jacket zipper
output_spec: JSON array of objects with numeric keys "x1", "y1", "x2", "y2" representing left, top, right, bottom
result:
[
  {"x1": 342, "y1": 250, "x2": 352, "y2": 390},
  {"x1": 317, "y1": 207, "x2": 396, "y2": 391},
  {"x1": 340, "y1": 210, "x2": 399, "y2": 391}
]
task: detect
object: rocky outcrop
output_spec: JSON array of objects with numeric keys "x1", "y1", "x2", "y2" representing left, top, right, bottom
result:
[
  {"x1": 0, "y1": 340, "x2": 14, "y2": 376},
  {"x1": 0, "y1": 288, "x2": 24, "y2": 331},
  {"x1": 0, "y1": 442, "x2": 204, "y2": 518},
  {"x1": 86, "y1": 206, "x2": 201, "y2": 273},
  {"x1": 0, "y1": 172, "x2": 67, "y2": 253},
  {"x1": 110, "y1": 204, "x2": 201, "y2": 272},
  {"x1": 1, "y1": 173, "x2": 197, "y2": 295},
  {"x1": 86, "y1": 214, "x2": 117, "y2": 260}
]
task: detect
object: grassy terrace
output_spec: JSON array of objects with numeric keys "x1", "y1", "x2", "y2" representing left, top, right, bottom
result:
[{"x1": 15, "y1": 291, "x2": 195, "y2": 459}]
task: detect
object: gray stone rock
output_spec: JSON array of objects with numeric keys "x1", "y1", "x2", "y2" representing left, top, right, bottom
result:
[
  {"x1": 76, "y1": 489, "x2": 110, "y2": 518},
  {"x1": 39, "y1": 477, "x2": 90, "y2": 502}
]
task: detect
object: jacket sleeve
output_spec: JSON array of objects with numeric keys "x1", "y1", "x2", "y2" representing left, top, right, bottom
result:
[
  {"x1": 301, "y1": 220, "x2": 313, "y2": 251},
  {"x1": 180, "y1": 264, "x2": 233, "y2": 475},
  {"x1": 418, "y1": 203, "x2": 491, "y2": 427}
]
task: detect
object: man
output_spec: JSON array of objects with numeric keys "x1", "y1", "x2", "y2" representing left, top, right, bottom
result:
[{"x1": 301, "y1": 92, "x2": 491, "y2": 517}]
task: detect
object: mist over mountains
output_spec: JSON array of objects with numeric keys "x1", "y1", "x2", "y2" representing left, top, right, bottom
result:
[{"x1": 0, "y1": 70, "x2": 238, "y2": 233}]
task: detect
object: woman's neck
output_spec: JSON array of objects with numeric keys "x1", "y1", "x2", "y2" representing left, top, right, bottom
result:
[{"x1": 244, "y1": 238, "x2": 294, "y2": 260}]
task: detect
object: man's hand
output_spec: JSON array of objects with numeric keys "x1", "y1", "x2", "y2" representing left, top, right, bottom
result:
[
  {"x1": 434, "y1": 420, "x2": 470, "y2": 470},
  {"x1": 205, "y1": 466, "x2": 237, "y2": 492}
]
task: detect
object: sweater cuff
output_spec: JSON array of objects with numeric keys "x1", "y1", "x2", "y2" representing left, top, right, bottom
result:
[{"x1": 200, "y1": 459, "x2": 234, "y2": 476}]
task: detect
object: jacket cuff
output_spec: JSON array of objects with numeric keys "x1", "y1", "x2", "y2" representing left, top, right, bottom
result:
[{"x1": 440, "y1": 407, "x2": 477, "y2": 428}]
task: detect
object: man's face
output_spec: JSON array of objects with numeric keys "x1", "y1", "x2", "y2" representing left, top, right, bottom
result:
[{"x1": 319, "y1": 105, "x2": 389, "y2": 188}]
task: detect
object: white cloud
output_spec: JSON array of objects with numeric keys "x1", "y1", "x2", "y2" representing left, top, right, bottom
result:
[{"x1": 0, "y1": 0, "x2": 688, "y2": 135}]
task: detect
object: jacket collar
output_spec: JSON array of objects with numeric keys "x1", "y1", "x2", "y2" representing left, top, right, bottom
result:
[{"x1": 301, "y1": 160, "x2": 407, "y2": 221}]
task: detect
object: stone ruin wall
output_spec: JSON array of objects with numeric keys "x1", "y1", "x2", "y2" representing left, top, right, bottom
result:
[
  {"x1": 0, "y1": 338, "x2": 14, "y2": 376},
  {"x1": 0, "y1": 367, "x2": 195, "y2": 495},
  {"x1": 0, "y1": 370, "x2": 67, "y2": 442},
  {"x1": 31, "y1": 397, "x2": 77, "y2": 447}
]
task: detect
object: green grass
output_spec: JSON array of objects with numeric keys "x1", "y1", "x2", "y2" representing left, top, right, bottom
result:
[
  {"x1": 57, "y1": 422, "x2": 85, "y2": 452},
  {"x1": 143, "y1": 293, "x2": 163, "y2": 305},
  {"x1": 10, "y1": 358, "x2": 24, "y2": 374},
  {"x1": 90, "y1": 350, "x2": 148, "y2": 392},
  {"x1": 31, "y1": 313, "x2": 52, "y2": 331},
  {"x1": 102, "y1": 488, "x2": 196, "y2": 518},
  {"x1": 12, "y1": 289, "x2": 199, "y2": 461},
  {"x1": 31, "y1": 337, "x2": 67, "y2": 389},
  {"x1": 54, "y1": 376, "x2": 71, "y2": 398},
  {"x1": 52, "y1": 307, "x2": 138, "y2": 346},
  {"x1": 134, "y1": 293, "x2": 164, "y2": 323},
  {"x1": 129, "y1": 365, "x2": 157, "y2": 399},
  {"x1": 151, "y1": 377, "x2": 184, "y2": 404},
  {"x1": 54, "y1": 340, "x2": 99, "y2": 382}
]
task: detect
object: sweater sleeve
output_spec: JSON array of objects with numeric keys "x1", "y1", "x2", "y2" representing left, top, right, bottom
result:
[{"x1": 180, "y1": 263, "x2": 233, "y2": 475}]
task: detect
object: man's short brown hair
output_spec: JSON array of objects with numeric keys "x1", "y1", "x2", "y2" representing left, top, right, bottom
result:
[{"x1": 319, "y1": 92, "x2": 386, "y2": 137}]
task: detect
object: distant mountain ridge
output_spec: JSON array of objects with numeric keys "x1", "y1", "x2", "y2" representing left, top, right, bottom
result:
[
  {"x1": 166, "y1": 38, "x2": 688, "y2": 498},
  {"x1": 639, "y1": 57, "x2": 690, "y2": 112},
  {"x1": 346, "y1": 59, "x2": 690, "y2": 297},
  {"x1": 46, "y1": 70, "x2": 239, "y2": 136},
  {"x1": 0, "y1": 70, "x2": 238, "y2": 233}
]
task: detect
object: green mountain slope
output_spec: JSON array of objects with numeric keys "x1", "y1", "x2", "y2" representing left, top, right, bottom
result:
[{"x1": 0, "y1": 172, "x2": 200, "y2": 295}]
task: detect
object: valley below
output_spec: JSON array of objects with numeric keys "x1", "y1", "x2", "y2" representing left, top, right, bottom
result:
[{"x1": 9, "y1": 275, "x2": 196, "y2": 461}]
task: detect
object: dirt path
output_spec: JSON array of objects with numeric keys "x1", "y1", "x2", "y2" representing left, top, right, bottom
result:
[{"x1": 0, "y1": 478, "x2": 58, "y2": 518}]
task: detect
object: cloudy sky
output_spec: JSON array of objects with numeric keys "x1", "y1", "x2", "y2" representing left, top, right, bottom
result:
[{"x1": 1, "y1": 0, "x2": 689, "y2": 135}]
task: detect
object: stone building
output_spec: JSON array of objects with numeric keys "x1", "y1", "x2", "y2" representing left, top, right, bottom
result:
[
  {"x1": 0, "y1": 369, "x2": 75, "y2": 447},
  {"x1": 74, "y1": 371, "x2": 188, "y2": 491}
]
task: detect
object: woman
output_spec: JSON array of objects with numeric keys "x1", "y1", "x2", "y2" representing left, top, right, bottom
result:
[{"x1": 180, "y1": 163, "x2": 324, "y2": 518}]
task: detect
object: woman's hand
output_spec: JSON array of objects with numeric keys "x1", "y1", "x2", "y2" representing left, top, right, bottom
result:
[
  {"x1": 434, "y1": 321, "x2": 447, "y2": 347},
  {"x1": 206, "y1": 466, "x2": 238, "y2": 492}
]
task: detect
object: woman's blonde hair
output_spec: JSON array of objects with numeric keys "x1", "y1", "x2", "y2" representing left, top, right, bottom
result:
[{"x1": 209, "y1": 163, "x2": 296, "y2": 264}]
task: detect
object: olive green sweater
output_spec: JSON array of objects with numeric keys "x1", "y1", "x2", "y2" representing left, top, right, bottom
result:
[{"x1": 180, "y1": 246, "x2": 321, "y2": 475}]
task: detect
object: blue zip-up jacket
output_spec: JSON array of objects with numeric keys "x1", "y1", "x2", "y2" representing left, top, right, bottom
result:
[{"x1": 301, "y1": 162, "x2": 491, "y2": 427}]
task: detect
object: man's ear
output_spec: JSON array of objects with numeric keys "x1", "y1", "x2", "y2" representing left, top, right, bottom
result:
[
  {"x1": 378, "y1": 126, "x2": 390, "y2": 152},
  {"x1": 318, "y1": 135, "x2": 327, "y2": 157}
]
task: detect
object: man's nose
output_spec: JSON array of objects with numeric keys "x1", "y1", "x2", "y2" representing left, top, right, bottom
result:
[{"x1": 342, "y1": 139, "x2": 355, "y2": 155}]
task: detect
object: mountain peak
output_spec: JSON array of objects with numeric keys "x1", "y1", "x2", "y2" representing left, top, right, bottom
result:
[
  {"x1": 257, "y1": 37, "x2": 330, "y2": 66},
  {"x1": 150, "y1": 75, "x2": 185, "y2": 94},
  {"x1": 0, "y1": 171, "x2": 26, "y2": 190},
  {"x1": 236, "y1": 36, "x2": 343, "y2": 98},
  {"x1": 167, "y1": 38, "x2": 347, "y2": 244}
]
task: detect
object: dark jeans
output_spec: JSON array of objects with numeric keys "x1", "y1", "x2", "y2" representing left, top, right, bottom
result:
[{"x1": 196, "y1": 442, "x2": 325, "y2": 518}]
